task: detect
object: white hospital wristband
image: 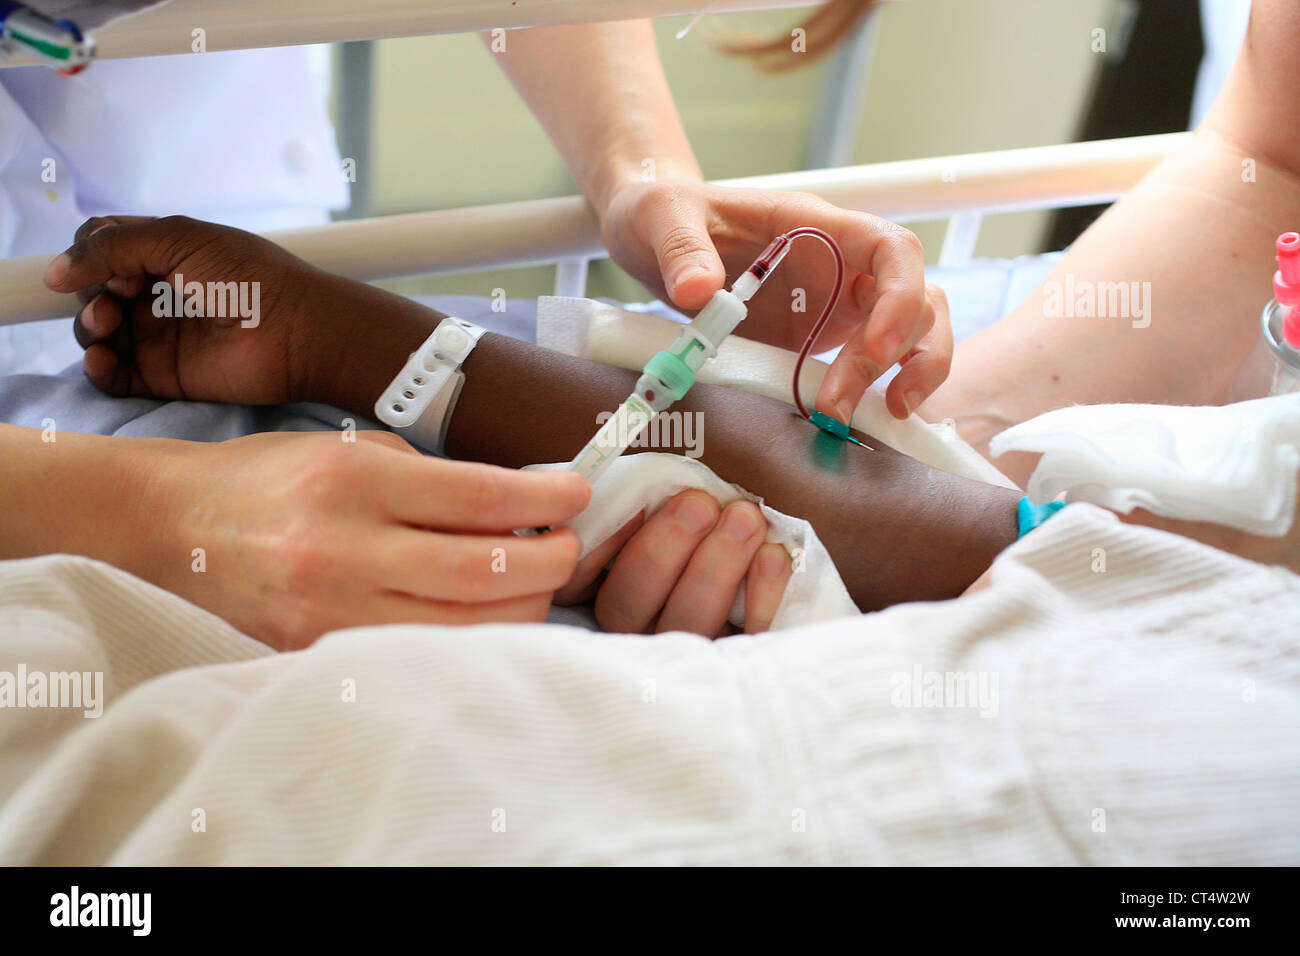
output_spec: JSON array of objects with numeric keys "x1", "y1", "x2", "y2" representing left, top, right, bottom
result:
[{"x1": 374, "y1": 317, "x2": 487, "y2": 454}]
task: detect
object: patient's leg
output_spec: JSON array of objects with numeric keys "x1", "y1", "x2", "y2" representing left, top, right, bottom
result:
[{"x1": 924, "y1": 0, "x2": 1300, "y2": 487}]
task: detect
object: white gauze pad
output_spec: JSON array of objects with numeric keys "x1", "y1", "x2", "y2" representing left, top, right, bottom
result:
[
  {"x1": 537, "y1": 296, "x2": 1018, "y2": 491},
  {"x1": 990, "y1": 394, "x2": 1300, "y2": 536},
  {"x1": 528, "y1": 454, "x2": 858, "y2": 632}
]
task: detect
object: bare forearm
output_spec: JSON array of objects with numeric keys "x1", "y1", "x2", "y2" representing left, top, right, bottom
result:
[
  {"x1": 444, "y1": 335, "x2": 1020, "y2": 609},
  {"x1": 310, "y1": 291, "x2": 1017, "y2": 608},
  {"x1": 308, "y1": 286, "x2": 1018, "y2": 609},
  {"x1": 926, "y1": 132, "x2": 1300, "y2": 485},
  {"x1": 487, "y1": 21, "x2": 702, "y2": 212},
  {"x1": 0, "y1": 423, "x2": 169, "y2": 575}
]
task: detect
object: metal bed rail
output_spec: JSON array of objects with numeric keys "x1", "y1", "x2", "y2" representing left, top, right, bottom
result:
[{"x1": 0, "y1": 133, "x2": 1189, "y2": 325}]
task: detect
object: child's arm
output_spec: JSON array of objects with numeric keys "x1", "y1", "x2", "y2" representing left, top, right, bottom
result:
[
  {"x1": 47, "y1": 217, "x2": 1021, "y2": 611},
  {"x1": 310, "y1": 283, "x2": 1021, "y2": 610},
  {"x1": 452, "y1": 335, "x2": 1021, "y2": 609}
]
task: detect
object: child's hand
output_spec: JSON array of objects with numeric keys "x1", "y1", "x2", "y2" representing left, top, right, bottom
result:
[
  {"x1": 554, "y1": 490, "x2": 792, "y2": 636},
  {"x1": 44, "y1": 215, "x2": 317, "y2": 405}
]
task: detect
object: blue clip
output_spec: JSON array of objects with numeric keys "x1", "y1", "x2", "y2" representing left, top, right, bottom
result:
[{"x1": 1016, "y1": 497, "x2": 1067, "y2": 538}]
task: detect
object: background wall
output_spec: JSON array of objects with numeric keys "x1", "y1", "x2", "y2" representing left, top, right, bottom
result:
[{"x1": 342, "y1": 0, "x2": 1114, "y2": 302}]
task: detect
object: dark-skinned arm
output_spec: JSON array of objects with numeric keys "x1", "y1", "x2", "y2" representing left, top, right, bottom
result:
[{"x1": 311, "y1": 275, "x2": 1020, "y2": 611}]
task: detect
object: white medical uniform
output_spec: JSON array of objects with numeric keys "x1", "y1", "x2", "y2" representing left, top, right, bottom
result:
[
  {"x1": 1191, "y1": 0, "x2": 1252, "y2": 128},
  {"x1": 0, "y1": 46, "x2": 347, "y2": 371}
]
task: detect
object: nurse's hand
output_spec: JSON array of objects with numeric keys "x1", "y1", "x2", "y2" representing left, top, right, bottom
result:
[
  {"x1": 44, "y1": 215, "x2": 315, "y2": 405},
  {"x1": 599, "y1": 180, "x2": 951, "y2": 421},
  {"x1": 553, "y1": 489, "x2": 792, "y2": 636},
  {"x1": 147, "y1": 430, "x2": 590, "y2": 650}
]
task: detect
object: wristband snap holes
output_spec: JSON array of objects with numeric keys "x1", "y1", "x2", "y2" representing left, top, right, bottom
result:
[
  {"x1": 402, "y1": 389, "x2": 415, "y2": 400},
  {"x1": 413, "y1": 376, "x2": 425, "y2": 385},
  {"x1": 433, "y1": 352, "x2": 445, "y2": 361},
  {"x1": 392, "y1": 402, "x2": 404, "y2": 413}
]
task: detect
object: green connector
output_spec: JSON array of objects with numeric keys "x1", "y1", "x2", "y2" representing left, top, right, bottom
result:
[
  {"x1": 809, "y1": 411, "x2": 871, "y2": 449},
  {"x1": 643, "y1": 350, "x2": 695, "y2": 401}
]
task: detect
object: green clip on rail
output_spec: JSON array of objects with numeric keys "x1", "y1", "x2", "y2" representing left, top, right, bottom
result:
[{"x1": 0, "y1": 3, "x2": 95, "y2": 74}]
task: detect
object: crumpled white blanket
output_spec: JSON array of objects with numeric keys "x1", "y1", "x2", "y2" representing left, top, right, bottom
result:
[
  {"x1": 991, "y1": 393, "x2": 1300, "y2": 536},
  {"x1": 1, "y1": 503, "x2": 1296, "y2": 865}
]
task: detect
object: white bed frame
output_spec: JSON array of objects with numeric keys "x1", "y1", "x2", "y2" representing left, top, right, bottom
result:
[
  {"x1": 0, "y1": 0, "x2": 1191, "y2": 326},
  {"x1": 0, "y1": 0, "x2": 825, "y2": 64}
]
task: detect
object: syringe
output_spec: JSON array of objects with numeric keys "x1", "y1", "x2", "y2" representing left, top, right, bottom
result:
[
  {"x1": 518, "y1": 227, "x2": 854, "y2": 536},
  {"x1": 565, "y1": 235, "x2": 794, "y2": 487}
]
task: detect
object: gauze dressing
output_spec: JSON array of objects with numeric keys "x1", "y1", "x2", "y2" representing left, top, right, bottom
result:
[
  {"x1": 528, "y1": 454, "x2": 858, "y2": 631},
  {"x1": 990, "y1": 394, "x2": 1300, "y2": 536}
]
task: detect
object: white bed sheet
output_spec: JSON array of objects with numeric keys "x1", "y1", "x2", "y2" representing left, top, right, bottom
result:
[{"x1": 1, "y1": 502, "x2": 1296, "y2": 865}]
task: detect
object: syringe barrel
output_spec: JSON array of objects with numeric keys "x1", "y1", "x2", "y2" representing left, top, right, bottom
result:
[
  {"x1": 566, "y1": 381, "x2": 671, "y2": 484},
  {"x1": 564, "y1": 290, "x2": 748, "y2": 488}
]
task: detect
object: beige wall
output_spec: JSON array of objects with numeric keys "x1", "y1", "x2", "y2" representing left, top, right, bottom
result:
[{"x1": 360, "y1": 0, "x2": 1112, "y2": 301}]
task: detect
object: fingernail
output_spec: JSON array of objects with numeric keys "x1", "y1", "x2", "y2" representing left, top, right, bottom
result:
[
  {"x1": 105, "y1": 277, "x2": 131, "y2": 296},
  {"x1": 672, "y1": 265, "x2": 706, "y2": 287},
  {"x1": 758, "y1": 544, "x2": 788, "y2": 577},
  {"x1": 670, "y1": 267, "x2": 713, "y2": 305},
  {"x1": 674, "y1": 493, "x2": 716, "y2": 534},
  {"x1": 44, "y1": 252, "x2": 70, "y2": 286},
  {"x1": 721, "y1": 503, "x2": 760, "y2": 542},
  {"x1": 834, "y1": 399, "x2": 856, "y2": 424},
  {"x1": 82, "y1": 297, "x2": 100, "y2": 333},
  {"x1": 903, "y1": 390, "x2": 922, "y2": 416}
]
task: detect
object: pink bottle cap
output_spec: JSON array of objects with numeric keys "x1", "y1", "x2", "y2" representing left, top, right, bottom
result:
[{"x1": 1274, "y1": 232, "x2": 1300, "y2": 347}]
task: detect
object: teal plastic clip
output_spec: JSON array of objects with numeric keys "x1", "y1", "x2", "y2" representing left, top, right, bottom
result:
[
  {"x1": 1016, "y1": 497, "x2": 1066, "y2": 538},
  {"x1": 809, "y1": 411, "x2": 871, "y2": 449}
]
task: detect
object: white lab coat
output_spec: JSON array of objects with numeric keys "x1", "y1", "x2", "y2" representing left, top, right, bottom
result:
[
  {"x1": 1192, "y1": 0, "x2": 1252, "y2": 128},
  {"x1": 0, "y1": 45, "x2": 347, "y2": 371}
]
